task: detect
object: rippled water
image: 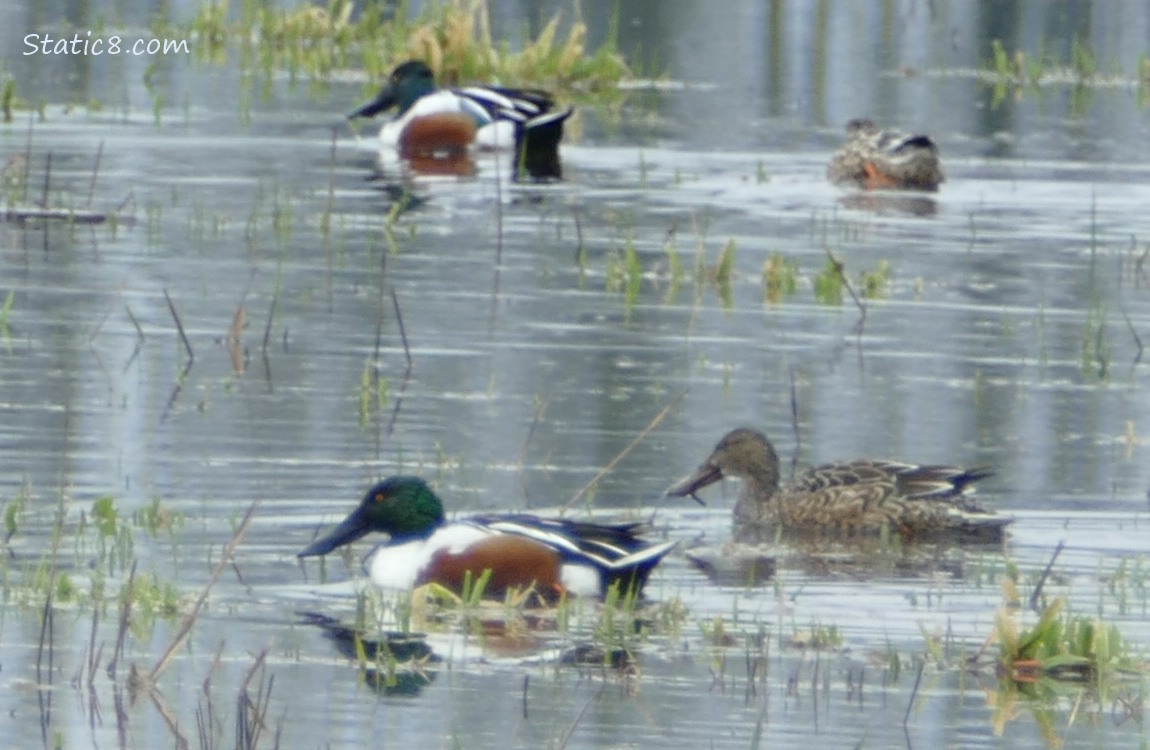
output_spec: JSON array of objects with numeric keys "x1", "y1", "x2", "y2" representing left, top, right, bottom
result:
[{"x1": 3, "y1": 1, "x2": 1150, "y2": 748}]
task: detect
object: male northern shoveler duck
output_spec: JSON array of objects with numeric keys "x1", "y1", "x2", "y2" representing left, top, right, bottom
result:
[
  {"x1": 667, "y1": 428, "x2": 1011, "y2": 543},
  {"x1": 348, "y1": 60, "x2": 572, "y2": 177},
  {"x1": 299, "y1": 476, "x2": 674, "y2": 600},
  {"x1": 827, "y1": 119, "x2": 945, "y2": 191}
]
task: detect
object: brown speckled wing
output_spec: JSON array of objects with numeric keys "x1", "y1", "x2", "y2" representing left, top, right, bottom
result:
[
  {"x1": 774, "y1": 482, "x2": 900, "y2": 529},
  {"x1": 789, "y1": 460, "x2": 907, "y2": 493}
]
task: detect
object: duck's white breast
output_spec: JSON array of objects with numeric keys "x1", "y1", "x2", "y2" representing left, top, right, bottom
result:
[
  {"x1": 364, "y1": 523, "x2": 492, "y2": 590},
  {"x1": 378, "y1": 91, "x2": 491, "y2": 146}
]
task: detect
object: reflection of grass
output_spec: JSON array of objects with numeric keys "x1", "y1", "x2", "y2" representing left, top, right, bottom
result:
[
  {"x1": 712, "y1": 239, "x2": 736, "y2": 307},
  {"x1": 604, "y1": 231, "x2": 643, "y2": 308},
  {"x1": 358, "y1": 360, "x2": 390, "y2": 428},
  {"x1": 1, "y1": 77, "x2": 16, "y2": 122},
  {"x1": 859, "y1": 259, "x2": 890, "y2": 298},
  {"x1": 762, "y1": 253, "x2": 797, "y2": 304},
  {"x1": 0, "y1": 290, "x2": 14, "y2": 354},
  {"x1": 690, "y1": 236, "x2": 736, "y2": 308},
  {"x1": 1081, "y1": 306, "x2": 1111, "y2": 380},
  {"x1": 663, "y1": 242, "x2": 684, "y2": 302},
  {"x1": 3, "y1": 483, "x2": 27, "y2": 543}
]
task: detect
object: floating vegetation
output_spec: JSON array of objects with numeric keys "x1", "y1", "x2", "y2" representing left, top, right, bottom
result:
[{"x1": 173, "y1": 0, "x2": 632, "y2": 95}]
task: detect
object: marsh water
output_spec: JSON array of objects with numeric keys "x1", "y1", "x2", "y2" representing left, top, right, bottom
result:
[{"x1": 3, "y1": 1, "x2": 1150, "y2": 748}]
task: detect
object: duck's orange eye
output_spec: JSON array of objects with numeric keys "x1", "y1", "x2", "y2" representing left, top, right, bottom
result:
[{"x1": 375, "y1": 493, "x2": 386, "y2": 503}]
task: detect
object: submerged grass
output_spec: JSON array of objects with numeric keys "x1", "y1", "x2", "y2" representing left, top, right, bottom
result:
[{"x1": 1, "y1": 492, "x2": 189, "y2": 628}]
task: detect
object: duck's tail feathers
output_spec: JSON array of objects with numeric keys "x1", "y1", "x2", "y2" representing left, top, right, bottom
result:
[
  {"x1": 605, "y1": 539, "x2": 677, "y2": 572},
  {"x1": 889, "y1": 134, "x2": 937, "y2": 153},
  {"x1": 461, "y1": 86, "x2": 554, "y2": 118},
  {"x1": 897, "y1": 465, "x2": 992, "y2": 499},
  {"x1": 522, "y1": 107, "x2": 573, "y2": 144},
  {"x1": 512, "y1": 107, "x2": 573, "y2": 180},
  {"x1": 598, "y1": 539, "x2": 677, "y2": 597}
]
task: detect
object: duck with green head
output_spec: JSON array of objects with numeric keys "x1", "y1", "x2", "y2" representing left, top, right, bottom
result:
[
  {"x1": 348, "y1": 60, "x2": 572, "y2": 178},
  {"x1": 667, "y1": 428, "x2": 1011, "y2": 544},
  {"x1": 299, "y1": 476, "x2": 675, "y2": 600}
]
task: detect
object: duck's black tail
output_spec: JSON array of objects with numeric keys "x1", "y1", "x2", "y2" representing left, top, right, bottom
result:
[
  {"x1": 600, "y1": 539, "x2": 677, "y2": 598},
  {"x1": 512, "y1": 107, "x2": 574, "y2": 181}
]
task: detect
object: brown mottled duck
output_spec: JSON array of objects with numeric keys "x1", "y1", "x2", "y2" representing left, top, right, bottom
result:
[
  {"x1": 668, "y1": 428, "x2": 1010, "y2": 544},
  {"x1": 827, "y1": 118, "x2": 945, "y2": 191}
]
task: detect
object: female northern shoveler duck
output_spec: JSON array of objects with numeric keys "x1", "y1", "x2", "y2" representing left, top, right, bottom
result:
[
  {"x1": 667, "y1": 428, "x2": 1011, "y2": 543},
  {"x1": 299, "y1": 476, "x2": 674, "y2": 600},
  {"x1": 827, "y1": 119, "x2": 945, "y2": 191},
  {"x1": 348, "y1": 60, "x2": 572, "y2": 176}
]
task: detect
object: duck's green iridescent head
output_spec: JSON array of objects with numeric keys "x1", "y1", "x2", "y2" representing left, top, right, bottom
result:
[
  {"x1": 298, "y1": 476, "x2": 446, "y2": 557},
  {"x1": 347, "y1": 60, "x2": 438, "y2": 120}
]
